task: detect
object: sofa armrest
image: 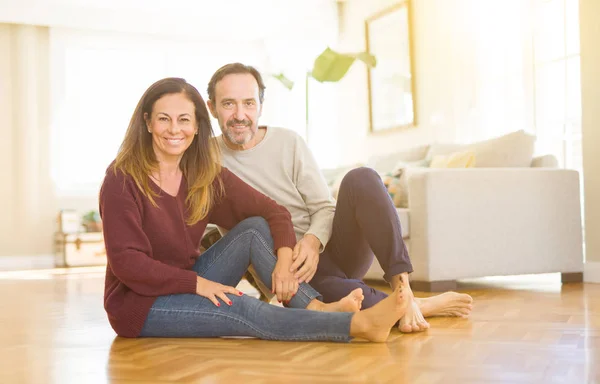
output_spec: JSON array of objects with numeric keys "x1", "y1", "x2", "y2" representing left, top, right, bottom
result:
[{"x1": 407, "y1": 169, "x2": 584, "y2": 281}]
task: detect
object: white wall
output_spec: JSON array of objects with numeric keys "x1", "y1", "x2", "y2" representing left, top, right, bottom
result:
[
  {"x1": 0, "y1": 24, "x2": 56, "y2": 257},
  {"x1": 334, "y1": 0, "x2": 535, "y2": 165},
  {"x1": 0, "y1": 24, "x2": 15, "y2": 253},
  {"x1": 580, "y1": 0, "x2": 600, "y2": 277}
]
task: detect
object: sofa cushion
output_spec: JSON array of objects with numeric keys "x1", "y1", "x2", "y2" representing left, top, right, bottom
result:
[
  {"x1": 426, "y1": 130, "x2": 535, "y2": 168},
  {"x1": 396, "y1": 208, "x2": 410, "y2": 239},
  {"x1": 368, "y1": 144, "x2": 430, "y2": 174},
  {"x1": 471, "y1": 130, "x2": 535, "y2": 167},
  {"x1": 321, "y1": 165, "x2": 356, "y2": 187},
  {"x1": 382, "y1": 173, "x2": 407, "y2": 208},
  {"x1": 426, "y1": 143, "x2": 467, "y2": 160},
  {"x1": 531, "y1": 154, "x2": 559, "y2": 168},
  {"x1": 382, "y1": 159, "x2": 429, "y2": 208},
  {"x1": 430, "y1": 149, "x2": 476, "y2": 168},
  {"x1": 328, "y1": 163, "x2": 364, "y2": 199}
]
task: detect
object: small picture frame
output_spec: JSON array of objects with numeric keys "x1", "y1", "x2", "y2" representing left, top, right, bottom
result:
[
  {"x1": 366, "y1": 1, "x2": 418, "y2": 134},
  {"x1": 57, "y1": 210, "x2": 81, "y2": 234}
]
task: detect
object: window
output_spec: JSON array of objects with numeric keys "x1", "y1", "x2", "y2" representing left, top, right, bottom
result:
[
  {"x1": 533, "y1": 0, "x2": 582, "y2": 170},
  {"x1": 50, "y1": 28, "x2": 264, "y2": 197},
  {"x1": 455, "y1": 0, "x2": 535, "y2": 143},
  {"x1": 261, "y1": 37, "x2": 340, "y2": 168},
  {"x1": 533, "y1": 0, "x2": 585, "y2": 255}
]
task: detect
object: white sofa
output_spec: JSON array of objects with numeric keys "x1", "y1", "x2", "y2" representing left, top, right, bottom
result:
[{"x1": 326, "y1": 131, "x2": 584, "y2": 291}]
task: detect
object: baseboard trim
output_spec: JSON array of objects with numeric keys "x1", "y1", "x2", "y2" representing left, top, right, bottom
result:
[
  {"x1": 0, "y1": 254, "x2": 55, "y2": 271},
  {"x1": 411, "y1": 280, "x2": 457, "y2": 292},
  {"x1": 584, "y1": 261, "x2": 600, "y2": 283}
]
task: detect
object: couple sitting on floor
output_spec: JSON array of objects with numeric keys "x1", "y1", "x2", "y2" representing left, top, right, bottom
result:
[{"x1": 100, "y1": 63, "x2": 473, "y2": 342}]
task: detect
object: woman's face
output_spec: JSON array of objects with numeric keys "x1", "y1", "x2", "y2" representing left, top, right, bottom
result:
[{"x1": 146, "y1": 92, "x2": 198, "y2": 162}]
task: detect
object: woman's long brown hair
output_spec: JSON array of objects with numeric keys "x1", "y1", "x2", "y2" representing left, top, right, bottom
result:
[{"x1": 114, "y1": 77, "x2": 222, "y2": 225}]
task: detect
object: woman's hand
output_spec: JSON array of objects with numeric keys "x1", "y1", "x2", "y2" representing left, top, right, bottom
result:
[{"x1": 196, "y1": 276, "x2": 242, "y2": 307}]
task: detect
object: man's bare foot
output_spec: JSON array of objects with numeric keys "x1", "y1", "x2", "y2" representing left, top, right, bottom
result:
[
  {"x1": 415, "y1": 292, "x2": 473, "y2": 318},
  {"x1": 306, "y1": 288, "x2": 364, "y2": 313},
  {"x1": 398, "y1": 299, "x2": 430, "y2": 333},
  {"x1": 391, "y1": 273, "x2": 430, "y2": 333},
  {"x1": 350, "y1": 287, "x2": 409, "y2": 342}
]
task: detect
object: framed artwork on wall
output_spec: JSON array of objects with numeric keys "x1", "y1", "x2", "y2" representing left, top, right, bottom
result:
[{"x1": 365, "y1": 1, "x2": 417, "y2": 134}]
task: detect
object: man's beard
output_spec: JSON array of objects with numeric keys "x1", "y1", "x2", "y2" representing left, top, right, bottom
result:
[{"x1": 223, "y1": 118, "x2": 254, "y2": 145}]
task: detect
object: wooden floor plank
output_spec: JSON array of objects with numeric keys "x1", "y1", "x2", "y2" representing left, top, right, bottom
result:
[{"x1": 0, "y1": 268, "x2": 598, "y2": 383}]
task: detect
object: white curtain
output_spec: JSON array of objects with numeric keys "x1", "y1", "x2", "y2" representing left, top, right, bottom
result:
[
  {"x1": 0, "y1": 24, "x2": 55, "y2": 257},
  {"x1": 49, "y1": 28, "x2": 266, "y2": 199}
]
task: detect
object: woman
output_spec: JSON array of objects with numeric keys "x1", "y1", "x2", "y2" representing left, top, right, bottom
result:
[{"x1": 100, "y1": 77, "x2": 408, "y2": 341}]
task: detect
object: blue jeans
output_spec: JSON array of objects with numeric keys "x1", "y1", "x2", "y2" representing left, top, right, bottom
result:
[{"x1": 139, "y1": 217, "x2": 353, "y2": 342}]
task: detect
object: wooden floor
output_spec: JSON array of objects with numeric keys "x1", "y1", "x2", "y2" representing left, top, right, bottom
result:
[{"x1": 0, "y1": 268, "x2": 598, "y2": 384}]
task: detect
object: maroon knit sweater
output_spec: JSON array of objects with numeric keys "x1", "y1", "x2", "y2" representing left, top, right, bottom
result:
[{"x1": 99, "y1": 165, "x2": 296, "y2": 337}]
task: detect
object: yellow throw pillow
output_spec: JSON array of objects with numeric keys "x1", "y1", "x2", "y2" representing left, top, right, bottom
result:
[{"x1": 430, "y1": 150, "x2": 476, "y2": 168}]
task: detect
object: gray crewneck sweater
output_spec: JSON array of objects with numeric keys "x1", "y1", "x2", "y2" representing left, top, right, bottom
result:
[{"x1": 218, "y1": 127, "x2": 335, "y2": 250}]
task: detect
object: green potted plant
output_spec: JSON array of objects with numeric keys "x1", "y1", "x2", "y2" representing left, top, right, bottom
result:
[
  {"x1": 271, "y1": 47, "x2": 376, "y2": 141},
  {"x1": 81, "y1": 210, "x2": 102, "y2": 232}
]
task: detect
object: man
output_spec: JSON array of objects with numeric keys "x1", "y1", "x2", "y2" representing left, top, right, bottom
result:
[{"x1": 206, "y1": 63, "x2": 473, "y2": 332}]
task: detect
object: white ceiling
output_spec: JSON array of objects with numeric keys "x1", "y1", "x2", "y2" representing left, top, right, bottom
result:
[{"x1": 0, "y1": 0, "x2": 339, "y2": 41}]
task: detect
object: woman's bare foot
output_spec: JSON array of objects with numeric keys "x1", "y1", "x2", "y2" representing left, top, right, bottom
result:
[
  {"x1": 350, "y1": 287, "x2": 409, "y2": 342},
  {"x1": 306, "y1": 288, "x2": 364, "y2": 313},
  {"x1": 415, "y1": 292, "x2": 473, "y2": 318}
]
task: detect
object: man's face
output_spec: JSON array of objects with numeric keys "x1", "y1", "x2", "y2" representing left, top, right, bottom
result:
[{"x1": 208, "y1": 73, "x2": 262, "y2": 150}]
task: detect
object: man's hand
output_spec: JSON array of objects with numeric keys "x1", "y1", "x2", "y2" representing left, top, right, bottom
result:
[
  {"x1": 272, "y1": 247, "x2": 298, "y2": 303},
  {"x1": 290, "y1": 234, "x2": 321, "y2": 284}
]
